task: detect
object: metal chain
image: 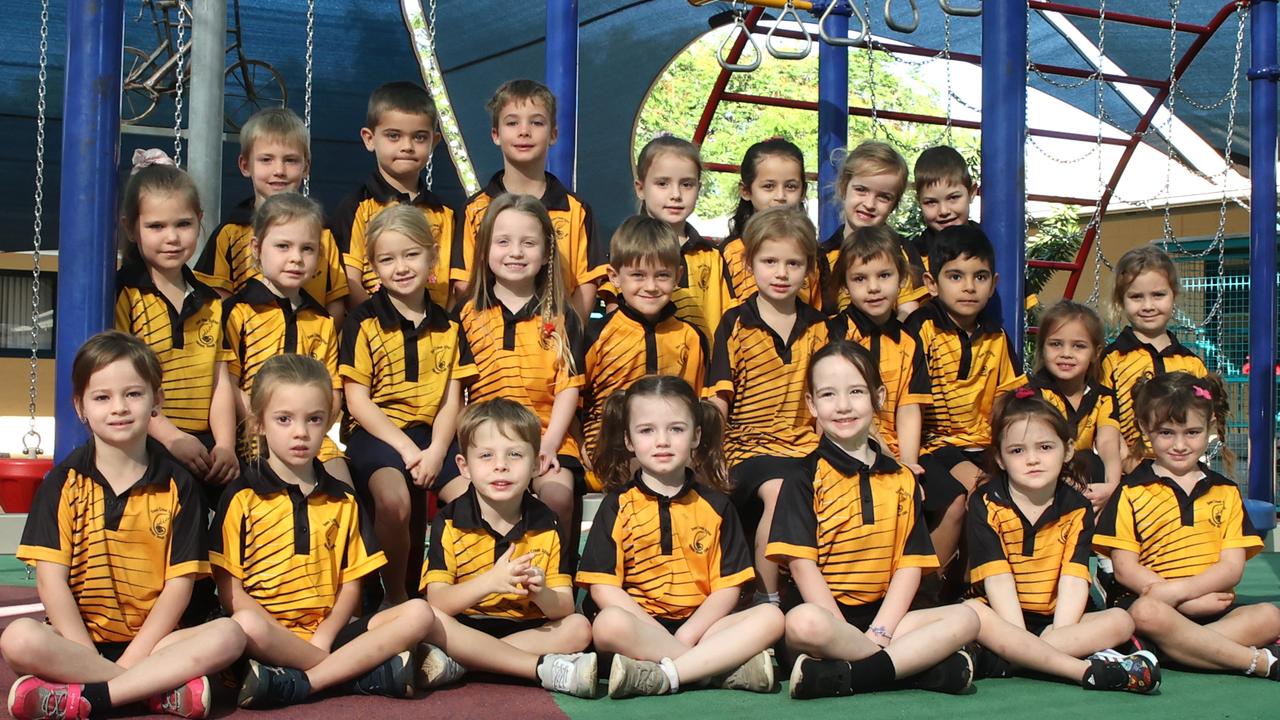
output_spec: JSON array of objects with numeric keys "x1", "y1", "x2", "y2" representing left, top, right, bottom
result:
[
  {"x1": 1085, "y1": 0, "x2": 1110, "y2": 306},
  {"x1": 863, "y1": 0, "x2": 879, "y2": 136},
  {"x1": 303, "y1": 0, "x2": 315, "y2": 195},
  {"x1": 173, "y1": 0, "x2": 189, "y2": 165},
  {"x1": 24, "y1": 0, "x2": 50, "y2": 457},
  {"x1": 942, "y1": 13, "x2": 952, "y2": 142},
  {"x1": 424, "y1": 0, "x2": 438, "y2": 189},
  {"x1": 1027, "y1": 134, "x2": 1103, "y2": 165}
]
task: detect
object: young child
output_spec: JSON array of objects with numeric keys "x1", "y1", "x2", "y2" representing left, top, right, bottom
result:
[
  {"x1": 707, "y1": 206, "x2": 828, "y2": 603},
  {"x1": 1101, "y1": 245, "x2": 1208, "y2": 460},
  {"x1": 826, "y1": 225, "x2": 931, "y2": 469},
  {"x1": 448, "y1": 194, "x2": 582, "y2": 533},
  {"x1": 578, "y1": 375, "x2": 784, "y2": 698},
  {"x1": 451, "y1": 79, "x2": 604, "y2": 319},
  {"x1": 718, "y1": 138, "x2": 819, "y2": 307},
  {"x1": 964, "y1": 388, "x2": 1159, "y2": 693},
  {"x1": 906, "y1": 224, "x2": 1024, "y2": 582},
  {"x1": 222, "y1": 192, "x2": 351, "y2": 484},
  {"x1": 580, "y1": 216, "x2": 707, "y2": 489},
  {"x1": 769, "y1": 341, "x2": 979, "y2": 699},
  {"x1": 333, "y1": 81, "x2": 456, "y2": 309},
  {"x1": 909, "y1": 145, "x2": 979, "y2": 277},
  {"x1": 1094, "y1": 371, "x2": 1280, "y2": 680},
  {"x1": 2, "y1": 331, "x2": 245, "y2": 720},
  {"x1": 417, "y1": 399, "x2": 597, "y2": 698},
  {"x1": 340, "y1": 204, "x2": 472, "y2": 605},
  {"x1": 1026, "y1": 300, "x2": 1124, "y2": 511},
  {"x1": 212, "y1": 354, "x2": 436, "y2": 708},
  {"x1": 114, "y1": 154, "x2": 238, "y2": 486},
  {"x1": 824, "y1": 141, "x2": 928, "y2": 316},
  {"x1": 622, "y1": 134, "x2": 729, "y2": 339},
  {"x1": 192, "y1": 108, "x2": 349, "y2": 324}
]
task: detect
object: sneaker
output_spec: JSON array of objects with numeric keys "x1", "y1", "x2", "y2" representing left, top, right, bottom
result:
[
  {"x1": 969, "y1": 643, "x2": 1011, "y2": 680},
  {"x1": 351, "y1": 651, "x2": 415, "y2": 698},
  {"x1": 607, "y1": 654, "x2": 668, "y2": 699},
  {"x1": 719, "y1": 650, "x2": 776, "y2": 693},
  {"x1": 1262, "y1": 644, "x2": 1280, "y2": 680},
  {"x1": 538, "y1": 652, "x2": 598, "y2": 698},
  {"x1": 237, "y1": 659, "x2": 311, "y2": 708},
  {"x1": 7, "y1": 677, "x2": 91, "y2": 720},
  {"x1": 1083, "y1": 651, "x2": 1160, "y2": 694},
  {"x1": 911, "y1": 650, "x2": 974, "y2": 694},
  {"x1": 146, "y1": 676, "x2": 211, "y2": 718},
  {"x1": 789, "y1": 654, "x2": 856, "y2": 699},
  {"x1": 416, "y1": 643, "x2": 467, "y2": 688}
]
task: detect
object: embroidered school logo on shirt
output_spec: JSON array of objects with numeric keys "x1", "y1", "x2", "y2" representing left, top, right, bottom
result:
[
  {"x1": 324, "y1": 519, "x2": 339, "y2": 550},
  {"x1": 1208, "y1": 500, "x2": 1225, "y2": 527},
  {"x1": 198, "y1": 319, "x2": 218, "y2": 348},
  {"x1": 150, "y1": 509, "x2": 171, "y2": 539},
  {"x1": 689, "y1": 527, "x2": 712, "y2": 555},
  {"x1": 698, "y1": 265, "x2": 710, "y2": 291},
  {"x1": 552, "y1": 217, "x2": 570, "y2": 245},
  {"x1": 897, "y1": 488, "x2": 909, "y2": 516},
  {"x1": 432, "y1": 346, "x2": 450, "y2": 374}
]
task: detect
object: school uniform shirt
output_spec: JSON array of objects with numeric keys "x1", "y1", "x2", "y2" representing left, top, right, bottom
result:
[
  {"x1": 1024, "y1": 369, "x2": 1121, "y2": 452},
  {"x1": 423, "y1": 485, "x2": 572, "y2": 620},
  {"x1": 905, "y1": 300, "x2": 1025, "y2": 452},
  {"x1": 576, "y1": 471, "x2": 754, "y2": 620},
  {"x1": 222, "y1": 279, "x2": 341, "y2": 394},
  {"x1": 580, "y1": 301, "x2": 707, "y2": 482},
  {"x1": 339, "y1": 288, "x2": 475, "y2": 433},
  {"x1": 827, "y1": 306, "x2": 931, "y2": 457},
  {"x1": 766, "y1": 437, "x2": 938, "y2": 607},
  {"x1": 449, "y1": 171, "x2": 605, "y2": 292},
  {"x1": 706, "y1": 294, "x2": 828, "y2": 467},
  {"x1": 967, "y1": 474, "x2": 1093, "y2": 615},
  {"x1": 455, "y1": 298, "x2": 583, "y2": 458},
  {"x1": 1100, "y1": 327, "x2": 1208, "y2": 453},
  {"x1": 1093, "y1": 460, "x2": 1262, "y2": 581},
  {"x1": 819, "y1": 227, "x2": 930, "y2": 313},
  {"x1": 192, "y1": 196, "x2": 349, "y2": 307},
  {"x1": 17, "y1": 439, "x2": 209, "y2": 644},
  {"x1": 719, "y1": 236, "x2": 822, "y2": 308},
  {"x1": 115, "y1": 262, "x2": 233, "y2": 434},
  {"x1": 209, "y1": 460, "x2": 384, "y2": 640},
  {"x1": 331, "y1": 172, "x2": 457, "y2": 308}
]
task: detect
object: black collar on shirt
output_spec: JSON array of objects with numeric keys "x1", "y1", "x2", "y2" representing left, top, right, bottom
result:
[
  {"x1": 737, "y1": 293, "x2": 827, "y2": 363},
  {"x1": 912, "y1": 298, "x2": 1003, "y2": 377},
  {"x1": 369, "y1": 288, "x2": 448, "y2": 382},
  {"x1": 982, "y1": 471, "x2": 1089, "y2": 556},
  {"x1": 64, "y1": 437, "x2": 182, "y2": 531},
  {"x1": 1109, "y1": 327, "x2": 1199, "y2": 359},
  {"x1": 1027, "y1": 368, "x2": 1103, "y2": 428},
  {"x1": 117, "y1": 262, "x2": 220, "y2": 348},
  {"x1": 237, "y1": 277, "x2": 327, "y2": 316},
  {"x1": 225, "y1": 196, "x2": 256, "y2": 225},
  {"x1": 242, "y1": 458, "x2": 350, "y2": 554},
  {"x1": 816, "y1": 436, "x2": 900, "y2": 525},
  {"x1": 447, "y1": 484, "x2": 559, "y2": 561},
  {"x1": 617, "y1": 297, "x2": 678, "y2": 327},
  {"x1": 1124, "y1": 459, "x2": 1235, "y2": 527},
  {"x1": 364, "y1": 170, "x2": 447, "y2": 209},
  {"x1": 494, "y1": 295, "x2": 542, "y2": 351},
  {"x1": 837, "y1": 304, "x2": 904, "y2": 343},
  {"x1": 682, "y1": 224, "x2": 716, "y2": 253},
  {"x1": 629, "y1": 470, "x2": 698, "y2": 555},
  {"x1": 481, "y1": 171, "x2": 573, "y2": 212}
]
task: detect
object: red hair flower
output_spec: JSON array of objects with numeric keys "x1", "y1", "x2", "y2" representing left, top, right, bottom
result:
[
  {"x1": 542, "y1": 321, "x2": 557, "y2": 338},
  {"x1": 1014, "y1": 386, "x2": 1035, "y2": 400}
]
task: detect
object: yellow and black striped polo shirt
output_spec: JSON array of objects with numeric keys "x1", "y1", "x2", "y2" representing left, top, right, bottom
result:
[
  {"x1": 719, "y1": 235, "x2": 821, "y2": 308},
  {"x1": 18, "y1": 439, "x2": 209, "y2": 643},
  {"x1": 827, "y1": 306, "x2": 931, "y2": 457},
  {"x1": 331, "y1": 172, "x2": 456, "y2": 307},
  {"x1": 456, "y1": 298, "x2": 583, "y2": 458},
  {"x1": 767, "y1": 438, "x2": 938, "y2": 607},
  {"x1": 580, "y1": 301, "x2": 707, "y2": 479},
  {"x1": 1094, "y1": 460, "x2": 1262, "y2": 581},
  {"x1": 706, "y1": 294, "x2": 828, "y2": 467},
  {"x1": 449, "y1": 171, "x2": 605, "y2": 292},
  {"x1": 967, "y1": 474, "x2": 1093, "y2": 615},
  {"x1": 905, "y1": 300, "x2": 1025, "y2": 452},
  {"x1": 1025, "y1": 369, "x2": 1120, "y2": 452},
  {"x1": 210, "y1": 459, "x2": 385, "y2": 639},
  {"x1": 577, "y1": 471, "x2": 754, "y2": 620},
  {"x1": 1100, "y1": 327, "x2": 1208, "y2": 452},
  {"x1": 192, "y1": 196, "x2": 349, "y2": 307},
  {"x1": 115, "y1": 262, "x2": 232, "y2": 434},
  {"x1": 223, "y1": 279, "x2": 340, "y2": 393},
  {"x1": 339, "y1": 289, "x2": 474, "y2": 432},
  {"x1": 819, "y1": 227, "x2": 929, "y2": 313},
  {"x1": 423, "y1": 485, "x2": 572, "y2": 620}
]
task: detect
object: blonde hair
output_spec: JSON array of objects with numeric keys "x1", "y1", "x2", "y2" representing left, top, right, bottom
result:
[
  {"x1": 366, "y1": 204, "x2": 437, "y2": 262},
  {"x1": 239, "y1": 107, "x2": 310, "y2": 165},
  {"x1": 252, "y1": 191, "x2": 324, "y2": 242},
  {"x1": 486, "y1": 79, "x2": 557, "y2": 130},
  {"x1": 248, "y1": 354, "x2": 334, "y2": 451},
  {"x1": 609, "y1": 215, "x2": 682, "y2": 271},
  {"x1": 635, "y1": 136, "x2": 702, "y2": 216},
  {"x1": 1111, "y1": 245, "x2": 1180, "y2": 309},
  {"x1": 457, "y1": 398, "x2": 542, "y2": 456},
  {"x1": 742, "y1": 206, "x2": 817, "y2": 271},
  {"x1": 835, "y1": 140, "x2": 908, "y2": 209}
]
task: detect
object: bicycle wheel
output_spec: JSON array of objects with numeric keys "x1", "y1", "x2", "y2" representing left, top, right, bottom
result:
[
  {"x1": 122, "y1": 46, "x2": 160, "y2": 125},
  {"x1": 224, "y1": 58, "x2": 287, "y2": 131}
]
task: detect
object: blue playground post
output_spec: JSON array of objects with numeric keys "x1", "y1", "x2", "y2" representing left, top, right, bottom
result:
[
  {"x1": 980, "y1": 0, "x2": 1027, "y2": 361},
  {"x1": 54, "y1": 0, "x2": 126, "y2": 460},
  {"x1": 817, "y1": 1, "x2": 849, "y2": 240},
  {"x1": 546, "y1": 0, "x2": 579, "y2": 186},
  {"x1": 1247, "y1": 0, "x2": 1277, "y2": 507}
]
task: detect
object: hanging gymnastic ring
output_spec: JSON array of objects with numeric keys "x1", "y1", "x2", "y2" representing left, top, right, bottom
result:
[
  {"x1": 767, "y1": 1, "x2": 813, "y2": 60},
  {"x1": 718, "y1": 13, "x2": 763, "y2": 72},
  {"x1": 819, "y1": 0, "x2": 869, "y2": 47},
  {"x1": 939, "y1": 0, "x2": 981, "y2": 17},
  {"x1": 884, "y1": 0, "x2": 919, "y2": 33}
]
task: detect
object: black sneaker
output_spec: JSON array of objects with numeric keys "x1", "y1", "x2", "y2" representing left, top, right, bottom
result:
[
  {"x1": 910, "y1": 650, "x2": 974, "y2": 694},
  {"x1": 1082, "y1": 651, "x2": 1160, "y2": 694},
  {"x1": 350, "y1": 651, "x2": 414, "y2": 698},
  {"x1": 237, "y1": 660, "x2": 311, "y2": 708},
  {"x1": 968, "y1": 643, "x2": 1011, "y2": 680},
  {"x1": 788, "y1": 654, "x2": 855, "y2": 699}
]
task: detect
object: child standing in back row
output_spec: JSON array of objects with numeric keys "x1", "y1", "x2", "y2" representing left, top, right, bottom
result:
[{"x1": 908, "y1": 145, "x2": 980, "y2": 278}]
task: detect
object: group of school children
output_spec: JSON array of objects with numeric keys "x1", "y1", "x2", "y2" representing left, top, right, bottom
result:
[{"x1": 3, "y1": 76, "x2": 1279, "y2": 720}]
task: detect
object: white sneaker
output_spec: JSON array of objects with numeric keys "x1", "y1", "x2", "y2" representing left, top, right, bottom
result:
[
  {"x1": 607, "y1": 654, "x2": 671, "y2": 698},
  {"x1": 719, "y1": 650, "x2": 776, "y2": 693},
  {"x1": 416, "y1": 643, "x2": 466, "y2": 688},
  {"x1": 538, "y1": 652, "x2": 598, "y2": 698}
]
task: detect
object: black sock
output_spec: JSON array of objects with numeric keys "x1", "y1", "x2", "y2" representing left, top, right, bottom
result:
[
  {"x1": 80, "y1": 682, "x2": 112, "y2": 714},
  {"x1": 846, "y1": 650, "x2": 896, "y2": 693}
]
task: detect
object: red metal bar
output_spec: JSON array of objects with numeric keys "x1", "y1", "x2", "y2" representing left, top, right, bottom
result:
[
  {"x1": 693, "y1": 6, "x2": 765, "y2": 145},
  {"x1": 1028, "y1": 193, "x2": 1099, "y2": 206},
  {"x1": 1027, "y1": 260, "x2": 1084, "y2": 270},
  {"x1": 1027, "y1": 1, "x2": 1212, "y2": 34}
]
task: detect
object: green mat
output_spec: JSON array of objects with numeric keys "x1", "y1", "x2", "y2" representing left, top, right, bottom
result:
[{"x1": 0, "y1": 555, "x2": 32, "y2": 588}]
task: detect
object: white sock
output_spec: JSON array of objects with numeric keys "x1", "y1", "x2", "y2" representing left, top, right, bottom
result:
[
  {"x1": 659, "y1": 657, "x2": 680, "y2": 693},
  {"x1": 1263, "y1": 649, "x2": 1277, "y2": 674}
]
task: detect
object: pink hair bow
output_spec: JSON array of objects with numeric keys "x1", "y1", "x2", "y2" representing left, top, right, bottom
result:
[
  {"x1": 131, "y1": 148, "x2": 176, "y2": 175},
  {"x1": 1193, "y1": 386, "x2": 1212, "y2": 400}
]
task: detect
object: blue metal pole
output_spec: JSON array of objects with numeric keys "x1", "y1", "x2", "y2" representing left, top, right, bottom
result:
[
  {"x1": 1247, "y1": 0, "x2": 1277, "y2": 505},
  {"x1": 545, "y1": 0, "x2": 579, "y2": 186},
  {"x1": 817, "y1": 1, "x2": 848, "y2": 239},
  {"x1": 980, "y1": 0, "x2": 1027, "y2": 360},
  {"x1": 55, "y1": 0, "x2": 124, "y2": 460}
]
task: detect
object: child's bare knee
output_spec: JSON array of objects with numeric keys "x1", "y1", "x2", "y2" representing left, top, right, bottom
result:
[
  {"x1": 947, "y1": 604, "x2": 980, "y2": 642},
  {"x1": 590, "y1": 608, "x2": 634, "y2": 650},
  {"x1": 561, "y1": 613, "x2": 593, "y2": 651},
  {"x1": 397, "y1": 598, "x2": 436, "y2": 639},
  {"x1": 232, "y1": 609, "x2": 276, "y2": 646},
  {"x1": 1127, "y1": 597, "x2": 1173, "y2": 634},
  {"x1": 785, "y1": 604, "x2": 833, "y2": 652},
  {"x1": 0, "y1": 619, "x2": 47, "y2": 668}
]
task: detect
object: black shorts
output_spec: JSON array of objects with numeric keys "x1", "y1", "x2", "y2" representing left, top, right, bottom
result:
[
  {"x1": 837, "y1": 600, "x2": 885, "y2": 632},
  {"x1": 1022, "y1": 611, "x2": 1054, "y2": 636},
  {"x1": 95, "y1": 642, "x2": 129, "y2": 663},
  {"x1": 918, "y1": 447, "x2": 984, "y2": 515},
  {"x1": 729, "y1": 456, "x2": 807, "y2": 531},
  {"x1": 332, "y1": 614, "x2": 372, "y2": 651},
  {"x1": 457, "y1": 615, "x2": 551, "y2": 639},
  {"x1": 347, "y1": 425, "x2": 459, "y2": 492}
]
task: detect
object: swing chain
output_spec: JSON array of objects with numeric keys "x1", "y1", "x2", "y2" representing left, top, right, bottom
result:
[
  {"x1": 24, "y1": 0, "x2": 50, "y2": 459},
  {"x1": 303, "y1": 0, "x2": 315, "y2": 195},
  {"x1": 424, "y1": 0, "x2": 438, "y2": 189},
  {"x1": 942, "y1": 12, "x2": 952, "y2": 141},
  {"x1": 173, "y1": 0, "x2": 190, "y2": 165},
  {"x1": 863, "y1": 0, "x2": 878, "y2": 135},
  {"x1": 1084, "y1": 0, "x2": 1110, "y2": 306}
]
